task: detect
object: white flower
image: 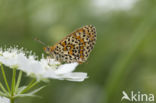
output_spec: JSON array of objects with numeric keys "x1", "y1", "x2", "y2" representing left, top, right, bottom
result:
[
  {"x1": 0, "y1": 47, "x2": 87, "y2": 82},
  {"x1": 0, "y1": 96, "x2": 10, "y2": 103},
  {"x1": 91, "y1": 0, "x2": 138, "y2": 14}
]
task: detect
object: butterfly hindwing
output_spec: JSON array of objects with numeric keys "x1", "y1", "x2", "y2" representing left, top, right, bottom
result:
[{"x1": 46, "y1": 25, "x2": 96, "y2": 64}]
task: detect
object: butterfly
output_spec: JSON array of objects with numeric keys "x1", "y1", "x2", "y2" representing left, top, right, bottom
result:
[{"x1": 36, "y1": 25, "x2": 97, "y2": 64}]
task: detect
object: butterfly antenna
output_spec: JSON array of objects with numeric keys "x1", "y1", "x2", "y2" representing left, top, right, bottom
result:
[{"x1": 34, "y1": 38, "x2": 47, "y2": 46}]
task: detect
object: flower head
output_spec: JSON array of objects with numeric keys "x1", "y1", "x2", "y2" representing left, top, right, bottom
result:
[
  {"x1": 0, "y1": 96, "x2": 10, "y2": 103},
  {"x1": 0, "y1": 47, "x2": 87, "y2": 82}
]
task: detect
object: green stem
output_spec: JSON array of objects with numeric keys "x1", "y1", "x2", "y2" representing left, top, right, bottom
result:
[
  {"x1": 0, "y1": 64, "x2": 11, "y2": 93},
  {"x1": 0, "y1": 82, "x2": 9, "y2": 95},
  {"x1": 15, "y1": 71, "x2": 23, "y2": 93},
  {"x1": 0, "y1": 90, "x2": 8, "y2": 97},
  {"x1": 10, "y1": 97, "x2": 14, "y2": 103},
  {"x1": 27, "y1": 81, "x2": 39, "y2": 90},
  {"x1": 21, "y1": 79, "x2": 39, "y2": 94},
  {"x1": 11, "y1": 68, "x2": 16, "y2": 96}
]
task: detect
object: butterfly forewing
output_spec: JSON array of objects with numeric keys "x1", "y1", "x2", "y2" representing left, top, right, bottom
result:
[{"x1": 46, "y1": 25, "x2": 96, "y2": 64}]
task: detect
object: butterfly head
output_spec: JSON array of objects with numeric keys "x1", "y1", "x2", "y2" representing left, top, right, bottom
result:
[
  {"x1": 43, "y1": 47, "x2": 51, "y2": 54},
  {"x1": 43, "y1": 46, "x2": 56, "y2": 54},
  {"x1": 34, "y1": 38, "x2": 52, "y2": 54}
]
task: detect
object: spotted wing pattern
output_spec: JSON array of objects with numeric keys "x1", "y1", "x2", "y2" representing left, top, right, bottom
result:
[{"x1": 45, "y1": 25, "x2": 96, "y2": 64}]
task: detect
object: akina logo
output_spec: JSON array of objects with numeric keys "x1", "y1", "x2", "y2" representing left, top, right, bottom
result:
[{"x1": 121, "y1": 91, "x2": 154, "y2": 102}]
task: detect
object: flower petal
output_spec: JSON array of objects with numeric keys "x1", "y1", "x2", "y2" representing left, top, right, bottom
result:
[
  {"x1": 63, "y1": 72, "x2": 88, "y2": 82},
  {"x1": 55, "y1": 62, "x2": 79, "y2": 74},
  {"x1": 0, "y1": 96, "x2": 10, "y2": 103}
]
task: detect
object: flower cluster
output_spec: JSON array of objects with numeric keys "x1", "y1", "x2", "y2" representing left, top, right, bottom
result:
[
  {"x1": 0, "y1": 96, "x2": 10, "y2": 103},
  {"x1": 0, "y1": 47, "x2": 87, "y2": 82}
]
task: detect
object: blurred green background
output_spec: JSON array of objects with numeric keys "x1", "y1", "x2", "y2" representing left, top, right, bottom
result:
[{"x1": 0, "y1": 0, "x2": 156, "y2": 103}]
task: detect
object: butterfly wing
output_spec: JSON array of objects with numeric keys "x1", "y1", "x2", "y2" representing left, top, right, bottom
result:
[{"x1": 48, "y1": 25, "x2": 97, "y2": 63}]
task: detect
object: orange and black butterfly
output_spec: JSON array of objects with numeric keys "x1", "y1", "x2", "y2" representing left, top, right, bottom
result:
[{"x1": 36, "y1": 25, "x2": 97, "y2": 64}]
